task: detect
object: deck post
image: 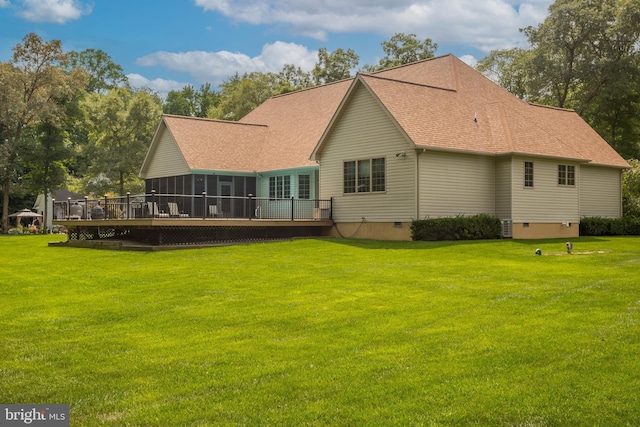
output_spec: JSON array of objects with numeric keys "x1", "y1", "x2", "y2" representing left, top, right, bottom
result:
[
  {"x1": 291, "y1": 196, "x2": 295, "y2": 221},
  {"x1": 248, "y1": 194, "x2": 253, "y2": 221},
  {"x1": 202, "y1": 192, "x2": 206, "y2": 220},
  {"x1": 84, "y1": 196, "x2": 89, "y2": 220},
  {"x1": 126, "y1": 192, "x2": 131, "y2": 219},
  {"x1": 151, "y1": 190, "x2": 156, "y2": 217},
  {"x1": 67, "y1": 197, "x2": 71, "y2": 219},
  {"x1": 104, "y1": 194, "x2": 109, "y2": 219}
]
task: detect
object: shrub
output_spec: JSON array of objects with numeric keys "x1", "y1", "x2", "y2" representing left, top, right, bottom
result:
[
  {"x1": 411, "y1": 214, "x2": 502, "y2": 241},
  {"x1": 580, "y1": 216, "x2": 640, "y2": 236}
]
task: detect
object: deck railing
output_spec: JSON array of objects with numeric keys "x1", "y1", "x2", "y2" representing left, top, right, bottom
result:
[{"x1": 53, "y1": 192, "x2": 333, "y2": 221}]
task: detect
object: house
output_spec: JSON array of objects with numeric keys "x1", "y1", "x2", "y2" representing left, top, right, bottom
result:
[
  {"x1": 140, "y1": 54, "x2": 629, "y2": 240},
  {"x1": 139, "y1": 79, "x2": 351, "y2": 218}
]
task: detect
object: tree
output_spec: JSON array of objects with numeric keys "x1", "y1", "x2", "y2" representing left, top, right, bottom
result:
[
  {"x1": 475, "y1": 48, "x2": 534, "y2": 100},
  {"x1": 163, "y1": 83, "x2": 220, "y2": 117},
  {"x1": 67, "y1": 48, "x2": 128, "y2": 93},
  {"x1": 209, "y1": 72, "x2": 283, "y2": 120},
  {"x1": 478, "y1": 0, "x2": 640, "y2": 158},
  {"x1": 277, "y1": 64, "x2": 314, "y2": 93},
  {"x1": 82, "y1": 87, "x2": 162, "y2": 195},
  {"x1": 312, "y1": 47, "x2": 359, "y2": 85},
  {"x1": 23, "y1": 121, "x2": 72, "y2": 227},
  {"x1": 0, "y1": 33, "x2": 85, "y2": 233},
  {"x1": 363, "y1": 33, "x2": 438, "y2": 72},
  {"x1": 623, "y1": 159, "x2": 640, "y2": 217}
]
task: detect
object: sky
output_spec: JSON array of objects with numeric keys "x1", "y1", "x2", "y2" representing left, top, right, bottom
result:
[{"x1": 0, "y1": 0, "x2": 554, "y2": 98}]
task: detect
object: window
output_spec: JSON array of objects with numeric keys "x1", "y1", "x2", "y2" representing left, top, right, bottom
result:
[
  {"x1": 344, "y1": 158, "x2": 385, "y2": 194},
  {"x1": 358, "y1": 160, "x2": 370, "y2": 192},
  {"x1": 558, "y1": 165, "x2": 575, "y2": 186},
  {"x1": 298, "y1": 175, "x2": 310, "y2": 199},
  {"x1": 372, "y1": 158, "x2": 386, "y2": 192},
  {"x1": 524, "y1": 161, "x2": 534, "y2": 187},
  {"x1": 269, "y1": 175, "x2": 290, "y2": 198},
  {"x1": 344, "y1": 162, "x2": 356, "y2": 193}
]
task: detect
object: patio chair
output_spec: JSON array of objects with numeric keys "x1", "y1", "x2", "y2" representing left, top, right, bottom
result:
[
  {"x1": 147, "y1": 201, "x2": 169, "y2": 218},
  {"x1": 168, "y1": 202, "x2": 189, "y2": 218},
  {"x1": 208, "y1": 205, "x2": 223, "y2": 218}
]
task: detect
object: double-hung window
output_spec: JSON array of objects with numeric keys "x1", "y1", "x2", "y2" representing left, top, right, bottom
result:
[
  {"x1": 298, "y1": 174, "x2": 310, "y2": 199},
  {"x1": 558, "y1": 165, "x2": 575, "y2": 186},
  {"x1": 344, "y1": 158, "x2": 385, "y2": 194},
  {"x1": 524, "y1": 161, "x2": 534, "y2": 188},
  {"x1": 269, "y1": 175, "x2": 290, "y2": 199}
]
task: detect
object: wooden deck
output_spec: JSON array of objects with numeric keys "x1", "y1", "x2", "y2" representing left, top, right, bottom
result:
[{"x1": 52, "y1": 217, "x2": 334, "y2": 250}]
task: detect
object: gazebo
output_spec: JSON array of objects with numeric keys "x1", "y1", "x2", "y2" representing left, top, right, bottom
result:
[{"x1": 9, "y1": 208, "x2": 43, "y2": 228}]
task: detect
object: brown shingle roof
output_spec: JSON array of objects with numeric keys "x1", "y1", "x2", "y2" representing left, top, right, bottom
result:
[
  {"x1": 344, "y1": 55, "x2": 628, "y2": 168},
  {"x1": 154, "y1": 54, "x2": 628, "y2": 174},
  {"x1": 163, "y1": 115, "x2": 267, "y2": 172},
  {"x1": 239, "y1": 80, "x2": 352, "y2": 171}
]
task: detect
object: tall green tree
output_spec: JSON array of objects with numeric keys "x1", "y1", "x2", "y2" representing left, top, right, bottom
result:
[
  {"x1": 478, "y1": 0, "x2": 640, "y2": 158},
  {"x1": 363, "y1": 33, "x2": 438, "y2": 72},
  {"x1": 66, "y1": 48, "x2": 130, "y2": 182},
  {"x1": 67, "y1": 48, "x2": 128, "y2": 93},
  {"x1": 164, "y1": 83, "x2": 220, "y2": 117},
  {"x1": 209, "y1": 72, "x2": 283, "y2": 120},
  {"x1": 0, "y1": 33, "x2": 85, "y2": 233},
  {"x1": 207, "y1": 65, "x2": 315, "y2": 120},
  {"x1": 475, "y1": 48, "x2": 535, "y2": 100},
  {"x1": 278, "y1": 64, "x2": 314, "y2": 93},
  {"x1": 23, "y1": 121, "x2": 72, "y2": 227},
  {"x1": 82, "y1": 87, "x2": 162, "y2": 195},
  {"x1": 623, "y1": 159, "x2": 640, "y2": 217},
  {"x1": 312, "y1": 47, "x2": 359, "y2": 85}
]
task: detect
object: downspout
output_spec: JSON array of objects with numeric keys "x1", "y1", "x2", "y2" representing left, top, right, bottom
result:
[
  {"x1": 620, "y1": 169, "x2": 624, "y2": 217},
  {"x1": 416, "y1": 149, "x2": 423, "y2": 219}
]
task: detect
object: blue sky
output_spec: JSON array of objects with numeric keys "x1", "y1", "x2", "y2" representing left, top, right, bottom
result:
[{"x1": 0, "y1": 0, "x2": 553, "y2": 97}]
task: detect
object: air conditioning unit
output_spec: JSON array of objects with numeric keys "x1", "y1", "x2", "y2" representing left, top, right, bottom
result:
[
  {"x1": 313, "y1": 208, "x2": 329, "y2": 220},
  {"x1": 501, "y1": 220, "x2": 512, "y2": 238}
]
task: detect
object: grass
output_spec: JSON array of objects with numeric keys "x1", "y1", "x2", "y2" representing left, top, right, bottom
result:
[{"x1": 1, "y1": 234, "x2": 639, "y2": 426}]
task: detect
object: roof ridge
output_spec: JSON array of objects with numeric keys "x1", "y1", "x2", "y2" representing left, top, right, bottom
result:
[
  {"x1": 163, "y1": 114, "x2": 268, "y2": 128},
  {"x1": 527, "y1": 102, "x2": 576, "y2": 113},
  {"x1": 360, "y1": 73, "x2": 457, "y2": 92},
  {"x1": 370, "y1": 53, "x2": 454, "y2": 75},
  {"x1": 269, "y1": 78, "x2": 353, "y2": 100}
]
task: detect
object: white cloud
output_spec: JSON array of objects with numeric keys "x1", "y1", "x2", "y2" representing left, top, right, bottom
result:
[
  {"x1": 127, "y1": 74, "x2": 190, "y2": 99},
  {"x1": 16, "y1": 0, "x2": 92, "y2": 24},
  {"x1": 136, "y1": 41, "x2": 318, "y2": 86},
  {"x1": 459, "y1": 55, "x2": 478, "y2": 67},
  {"x1": 194, "y1": 0, "x2": 553, "y2": 52},
  {"x1": 0, "y1": 0, "x2": 10, "y2": 8}
]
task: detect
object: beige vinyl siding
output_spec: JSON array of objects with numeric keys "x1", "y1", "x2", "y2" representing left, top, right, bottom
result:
[
  {"x1": 318, "y1": 84, "x2": 416, "y2": 222},
  {"x1": 495, "y1": 156, "x2": 512, "y2": 219},
  {"x1": 418, "y1": 151, "x2": 496, "y2": 218},
  {"x1": 579, "y1": 165, "x2": 622, "y2": 218},
  {"x1": 144, "y1": 125, "x2": 190, "y2": 179},
  {"x1": 512, "y1": 157, "x2": 579, "y2": 222}
]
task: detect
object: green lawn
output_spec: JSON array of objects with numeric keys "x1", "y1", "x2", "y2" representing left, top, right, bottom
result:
[{"x1": 1, "y1": 235, "x2": 639, "y2": 426}]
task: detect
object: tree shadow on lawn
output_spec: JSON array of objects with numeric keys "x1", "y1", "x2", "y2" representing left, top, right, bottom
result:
[{"x1": 312, "y1": 236, "x2": 615, "y2": 251}]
